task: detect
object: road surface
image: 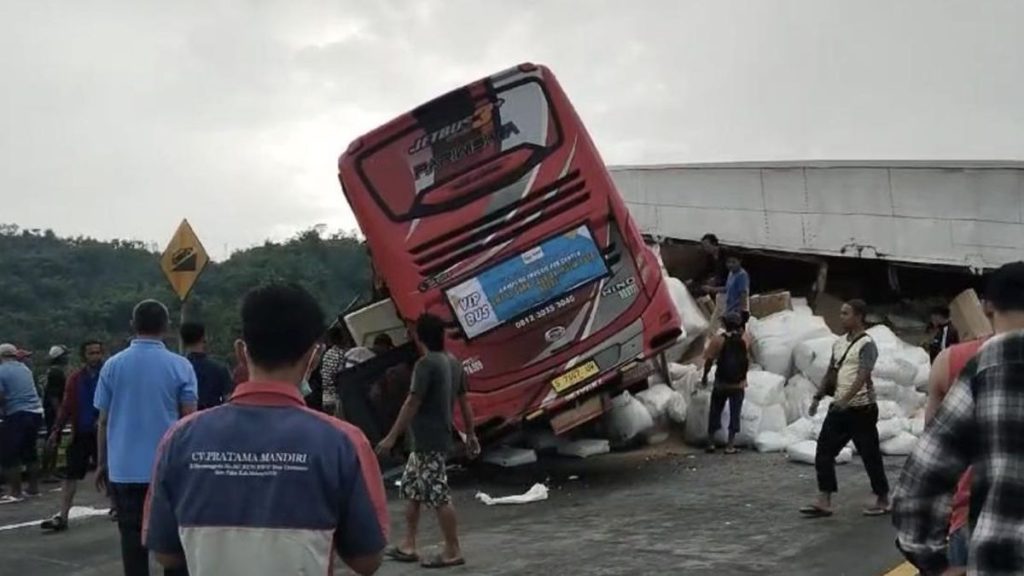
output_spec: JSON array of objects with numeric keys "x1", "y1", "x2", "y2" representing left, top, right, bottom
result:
[{"x1": 0, "y1": 440, "x2": 913, "y2": 575}]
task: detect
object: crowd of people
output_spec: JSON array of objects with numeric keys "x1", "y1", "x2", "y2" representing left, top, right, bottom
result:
[
  {"x1": 3, "y1": 248, "x2": 1023, "y2": 575},
  {"x1": 0, "y1": 282, "x2": 480, "y2": 575}
]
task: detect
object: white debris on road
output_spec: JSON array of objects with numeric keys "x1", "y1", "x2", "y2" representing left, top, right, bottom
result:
[{"x1": 475, "y1": 483, "x2": 549, "y2": 506}]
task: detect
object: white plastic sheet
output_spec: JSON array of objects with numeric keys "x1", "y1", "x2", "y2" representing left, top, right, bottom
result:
[
  {"x1": 684, "y1": 388, "x2": 712, "y2": 445},
  {"x1": 476, "y1": 483, "x2": 549, "y2": 506}
]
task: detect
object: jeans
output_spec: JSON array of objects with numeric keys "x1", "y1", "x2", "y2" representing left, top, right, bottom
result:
[
  {"x1": 814, "y1": 403, "x2": 890, "y2": 496},
  {"x1": 111, "y1": 483, "x2": 188, "y2": 576},
  {"x1": 708, "y1": 388, "x2": 745, "y2": 440},
  {"x1": 948, "y1": 526, "x2": 969, "y2": 568}
]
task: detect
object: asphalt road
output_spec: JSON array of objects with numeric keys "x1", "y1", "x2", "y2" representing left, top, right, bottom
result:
[{"x1": 0, "y1": 440, "x2": 911, "y2": 575}]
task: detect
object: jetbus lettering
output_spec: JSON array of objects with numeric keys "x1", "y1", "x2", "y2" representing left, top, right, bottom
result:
[
  {"x1": 413, "y1": 122, "x2": 520, "y2": 180},
  {"x1": 407, "y1": 99, "x2": 504, "y2": 155}
]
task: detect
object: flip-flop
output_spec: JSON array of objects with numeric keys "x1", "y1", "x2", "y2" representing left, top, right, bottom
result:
[
  {"x1": 863, "y1": 506, "x2": 891, "y2": 517},
  {"x1": 385, "y1": 547, "x2": 420, "y2": 563},
  {"x1": 798, "y1": 505, "x2": 833, "y2": 518},
  {"x1": 0, "y1": 495, "x2": 24, "y2": 505},
  {"x1": 724, "y1": 447, "x2": 740, "y2": 455},
  {"x1": 421, "y1": 552, "x2": 466, "y2": 569}
]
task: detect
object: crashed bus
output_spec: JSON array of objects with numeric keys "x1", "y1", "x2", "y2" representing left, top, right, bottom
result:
[{"x1": 336, "y1": 63, "x2": 681, "y2": 447}]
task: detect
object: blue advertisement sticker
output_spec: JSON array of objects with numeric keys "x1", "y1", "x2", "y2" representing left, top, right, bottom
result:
[{"x1": 446, "y1": 225, "x2": 608, "y2": 338}]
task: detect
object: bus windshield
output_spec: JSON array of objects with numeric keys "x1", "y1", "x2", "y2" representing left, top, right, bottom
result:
[{"x1": 356, "y1": 78, "x2": 562, "y2": 222}]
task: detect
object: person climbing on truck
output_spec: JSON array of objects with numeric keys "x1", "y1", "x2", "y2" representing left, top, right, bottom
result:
[{"x1": 702, "y1": 312, "x2": 750, "y2": 454}]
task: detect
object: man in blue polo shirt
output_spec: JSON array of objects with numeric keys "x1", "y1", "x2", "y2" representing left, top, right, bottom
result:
[
  {"x1": 95, "y1": 300, "x2": 197, "y2": 576},
  {"x1": 144, "y1": 283, "x2": 388, "y2": 576}
]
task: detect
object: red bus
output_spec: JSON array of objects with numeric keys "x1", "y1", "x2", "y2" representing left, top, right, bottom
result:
[{"x1": 338, "y1": 63, "x2": 681, "y2": 439}]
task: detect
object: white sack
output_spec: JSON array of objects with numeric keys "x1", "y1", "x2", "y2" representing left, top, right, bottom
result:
[
  {"x1": 785, "y1": 375, "x2": 819, "y2": 423},
  {"x1": 670, "y1": 364, "x2": 703, "y2": 396},
  {"x1": 787, "y1": 440, "x2": 852, "y2": 465},
  {"x1": 898, "y1": 388, "x2": 927, "y2": 419},
  {"x1": 636, "y1": 384, "x2": 676, "y2": 421},
  {"x1": 754, "y1": 431, "x2": 791, "y2": 453},
  {"x1": 604, "y1": 392, "x2": 654, "y2": 443},
  {"x1": 914, "y1": 363, "x2": 931, "y2": 392},
  {"x1": 877, "y1": 417, "x2": 907, "y2": 443},
  {"x1": 867, "y1": 325, "x2": 903, "y2": 353},
  {"x1": 874, "y1": 356, "x2": 919, "y2": 388},
  {"x1": 666, "y1": 391, "x2": 689, "y2": 425},
  {"x1": 684, "y1": 388, "x2": 712, "y2": 445},
  {"x1": 748, "y1": 311, "x2": 833, "y2": 377},
  {"x1": 784, "y1": 418, "x2": 817, "y2": 442},
  {"x1": 557, "y1": 439, "x2": 610, "y2": 458},
  {"x1": 794, "y1": 336, "x2": 839, "y2": 386},
  {"x1": 665, "y1": 277, "x2": 709, "y2": 356},
  {"x1": 873, "y1": 378, "x2": 900, "y2": 402},
  {"x1": 668, "y1": 362, "x2": 690, "y2": 381},
  {"x1": 881, "y1": 432, "x2": 918, "y2": 456},
  {"x1": 759, "y1": 404, "x2": 788, "y2": 435},
  {"x1": 877, "y1": 400, "x2": 902, "y2": 421},
  {"x1": 909, "y1": 414, "x2": 925, "y2": 436},
  {"x1": 712, "y1": 397, "x2": 762, "y2": 447},
  {"x1": 745, "y1": 371, "x2": 786, "y2": 407}
]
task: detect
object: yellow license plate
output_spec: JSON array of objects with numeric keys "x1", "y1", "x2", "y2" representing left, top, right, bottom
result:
[{"x1": 551, "y1": 360, "x2": 600, "y2": 393}]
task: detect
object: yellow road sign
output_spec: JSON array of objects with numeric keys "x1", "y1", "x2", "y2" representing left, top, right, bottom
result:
[{"x1": 160, "y1": 219, "x2": 209, "y2": 301}]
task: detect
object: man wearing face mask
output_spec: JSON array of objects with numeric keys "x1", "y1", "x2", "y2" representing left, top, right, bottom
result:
[{"x1": 144, "y1": 283, "x2": 388, "y2": 576}]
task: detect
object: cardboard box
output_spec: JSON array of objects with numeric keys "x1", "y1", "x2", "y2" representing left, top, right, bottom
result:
[
  {"x1": 950, "y1": 289, "x2": 993, "y2": 341},
  {"x1": 814, "y1": 293, "x2": 845, "y2": 335},
  {"x1": 749, "y1": 291, "x2": 793, "y2": 319}
]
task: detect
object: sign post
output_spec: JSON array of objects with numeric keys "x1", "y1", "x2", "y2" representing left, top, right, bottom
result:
[{"x1": 160, "y1": 219, "x2": 210, "y2": 352}]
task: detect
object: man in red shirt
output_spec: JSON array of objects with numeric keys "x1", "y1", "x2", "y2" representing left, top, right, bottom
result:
[{"x1": 924, "y1": 330, "x2": 990, "y2": 571}]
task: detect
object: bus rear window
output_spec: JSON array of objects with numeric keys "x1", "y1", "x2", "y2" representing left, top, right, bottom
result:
[{"x1": 355, "y1": 78, "x2": 562, "y2": 222}]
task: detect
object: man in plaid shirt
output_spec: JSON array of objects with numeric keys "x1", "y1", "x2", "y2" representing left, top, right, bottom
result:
[{"x1": 893, "y1": 261, "x2": 1024, "y2": 575}]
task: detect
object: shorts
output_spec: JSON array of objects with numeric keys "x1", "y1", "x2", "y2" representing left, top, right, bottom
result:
[
  {"x1": 0, "y1": 411, "x2": 43, "y2": 468},
  {"x1": 65, "y1": 431, "x2": 98, "y2": 480},
  {"x1": 399, "y1": 451, "x2": 450, "y2": 508}
]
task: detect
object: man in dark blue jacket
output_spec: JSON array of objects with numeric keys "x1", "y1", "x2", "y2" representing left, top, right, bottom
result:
[{"x1": 180, "y1": 322, "x2": 234, "y2": 410}]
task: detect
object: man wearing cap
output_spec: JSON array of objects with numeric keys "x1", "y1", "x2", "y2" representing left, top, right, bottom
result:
[
  {"x1": 40, "y1": 345, "x2": 70, "y2": 482},
  {"x1": 42, "y1": 340, "x2": 106, "y2": 532},
  {"x1": 0, "y1": 343, "x2": 45, "y2": 503}
]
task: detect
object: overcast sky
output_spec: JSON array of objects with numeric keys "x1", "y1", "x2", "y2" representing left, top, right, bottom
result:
[{"x1": 2, "y1": 0, "x2": 1022, "y2": 259}]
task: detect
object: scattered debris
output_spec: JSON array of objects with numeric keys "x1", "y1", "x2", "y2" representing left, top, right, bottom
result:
[
  {"x1": 482, "y1": 446, "x2": 538, "y2": 468},
  {"x1": 475, "y1": 483, "x2": 549, "y2": 506}
]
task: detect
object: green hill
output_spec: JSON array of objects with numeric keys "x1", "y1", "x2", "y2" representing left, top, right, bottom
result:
[{"x1": 0, "y1": 224, "x2": 371, "y2": 363}]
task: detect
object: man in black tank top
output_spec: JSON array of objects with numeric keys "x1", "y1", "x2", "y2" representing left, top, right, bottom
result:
[{"x1": 702, "y1": 313, "x2": 750, "y2": 454}]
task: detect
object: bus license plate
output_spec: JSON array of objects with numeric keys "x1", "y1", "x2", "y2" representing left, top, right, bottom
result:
[{"x1": 551, "y1": 361, "x2": 600, "y2": 393}]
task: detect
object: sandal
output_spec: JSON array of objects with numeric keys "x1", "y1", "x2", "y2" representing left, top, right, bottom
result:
[
  {"x1": 863, "y1": 506, "x2": 891, "y2": 517},
  {"x1": 41, "y1": 515, "x2": 68, "y2": 532},
  {"x1": 724, "y1": 446, "x2": 740, "y2": 455},
  {"x1": 798, "y1": 505, "x2": 833, "y2": 518},
  {"x1": 385, "y1": 546, "x2": 420, "y2": 563},
  {"x1": 421, "y1": 552, "x2": 466, "y2": 569}
]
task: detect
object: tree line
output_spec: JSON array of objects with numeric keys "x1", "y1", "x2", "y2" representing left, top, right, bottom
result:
[{"x1": 0, "y1": 224, "x2": 372, "y2": 364}]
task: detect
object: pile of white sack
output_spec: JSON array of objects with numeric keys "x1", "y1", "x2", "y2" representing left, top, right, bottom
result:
[{"x1": 745, "y1": 311, "x2": 931, "y2": 462}]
